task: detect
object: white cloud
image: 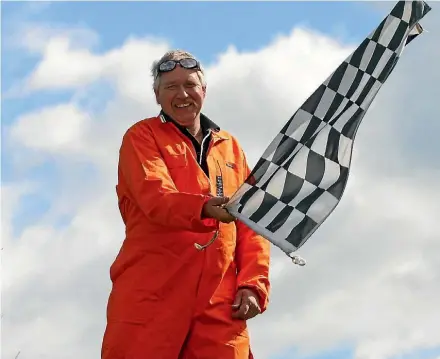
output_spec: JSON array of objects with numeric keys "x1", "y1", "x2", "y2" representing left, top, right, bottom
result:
[
  {"x1": 27, "y1": 37, "x2": 104, "y2": 90},
  {"x1": 3, "y1": 8, "x2": 440, "y2": 359},
  {"x1": 14, "y1": 23, "x2": 99, "y2": 55},
  {"x1": 17, "y1": 27, "x2": 170, "y2": 100},
  {"x1": 10, "y1": 103, "x2": 91, "y2": 154}
]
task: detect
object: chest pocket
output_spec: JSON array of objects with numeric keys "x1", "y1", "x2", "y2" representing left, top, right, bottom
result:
[
  {"x1": 164, "y1": 151, "x2": 193, "y2": 192},
  {"x1": 166, "y1": 152, "x2": 187, "y2": 169}
]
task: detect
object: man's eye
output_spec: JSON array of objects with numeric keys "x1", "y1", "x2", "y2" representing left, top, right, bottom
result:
[
  {"x1": 166, "y1": 85, "x2": 176, "y2": 89},
  {"x1": 186, "y1": 83, "x2": 196, "y2": 88}
]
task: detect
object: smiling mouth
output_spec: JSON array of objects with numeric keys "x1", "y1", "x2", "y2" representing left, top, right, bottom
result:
[{"x1": 175, "y1": 103, "x2": 192, "y2": 108}]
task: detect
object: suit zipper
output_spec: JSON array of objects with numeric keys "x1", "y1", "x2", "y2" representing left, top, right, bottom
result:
[{"x1": 199, "y1": 129, "x2": 213, "y2": 164}]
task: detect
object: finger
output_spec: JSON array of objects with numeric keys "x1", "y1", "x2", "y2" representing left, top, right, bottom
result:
[
  {"x1": 243, "y1": 303, "x2": 250, "y2": 316},
  {"x1": 210, "y1": 207, "x2": 225, "y2": 221},
  {"x1": 232, "y1": 309, "x2": 243, "y2": 319},
  {"x1": 232, "y1": 291, "x2": 243, "y2": 309},
  {"x1": 232, "y1": 303, "x2": 250, "y2": 319},
  {"x1": 244, "y1": 312, "x2": 257, "y2": 320},
  {"x1": 241, "y1": 304, "x2": 251, "y2": 319},
  {"x1": 244, "y1": 306, "x2": 260, "y2": 320},
  {"x1": 212, "y1": 208, "x2": 235, "y2": 223},
  {"x1": 219, "y1": 209, "x2": 235, "y2": 222},
  {"x1": 222, "y1": 207, "x2": 235, "y2": 219},
  {"x1": 214, "y1": 196, "x2": 230, "y2": 206},
  {"x1": 208, "y1": 196, "x2": 225, "y2": 206}
]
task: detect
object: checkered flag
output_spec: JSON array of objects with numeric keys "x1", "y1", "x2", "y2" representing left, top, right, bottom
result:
[{"x1": 226, "y1": 0, "x2": 432, "y2": 265}]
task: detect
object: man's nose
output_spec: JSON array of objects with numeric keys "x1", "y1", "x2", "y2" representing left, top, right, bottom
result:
[{"x1": 176, "y1": 86, "x2": 189, "y2": 98}]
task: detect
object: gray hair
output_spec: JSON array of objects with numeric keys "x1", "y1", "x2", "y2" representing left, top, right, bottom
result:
[{"x1": 151, "y1": 49, "x2": 206, "y2": 92}]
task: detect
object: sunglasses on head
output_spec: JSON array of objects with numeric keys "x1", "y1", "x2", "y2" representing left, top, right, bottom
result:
[{"x1": 158, "y1": 58, "x2": 200, "y2": 74}]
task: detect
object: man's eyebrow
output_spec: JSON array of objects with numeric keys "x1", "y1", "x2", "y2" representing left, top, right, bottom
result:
[{"x1": 163, "y1": 80, "x2": 177, "y2": 86}]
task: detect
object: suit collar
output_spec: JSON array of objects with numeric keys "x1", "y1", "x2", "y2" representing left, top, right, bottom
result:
[
  {"x1": 159, "y1": 110, "x2": 228, "y2": 140},
  {"x1": 159, "y1": 110, "x2": 220, "y2": 131}
]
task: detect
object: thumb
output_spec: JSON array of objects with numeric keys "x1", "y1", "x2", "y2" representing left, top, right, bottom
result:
[
  {"x1": 211, "y1": 196, "x2": 230, "y2": 206},
  {"x1": 232, "y1": 290, "x2": 243, "y2": 308}
]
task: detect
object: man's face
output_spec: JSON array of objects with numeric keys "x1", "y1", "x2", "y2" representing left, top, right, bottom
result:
[{"x1": 155, "y1": 65, "x2": 206, "y2": 127}]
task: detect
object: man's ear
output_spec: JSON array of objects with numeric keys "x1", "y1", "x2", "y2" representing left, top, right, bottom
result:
[
  {"x1": 154, "y1": 89, "x2": 160, "y2": 105},
  {"x1": 202, "y1": 85, "x2": 207, "y2": 98}
]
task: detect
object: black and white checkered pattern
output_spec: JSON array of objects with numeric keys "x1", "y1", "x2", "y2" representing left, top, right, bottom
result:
[{"x1": 226, "y1": 0, "x2": 431, "y2": 260}]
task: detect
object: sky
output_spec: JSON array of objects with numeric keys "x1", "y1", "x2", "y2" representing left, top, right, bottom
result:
[{"x1": 1, "y1": 1, "x2": 440, "y2": 359}]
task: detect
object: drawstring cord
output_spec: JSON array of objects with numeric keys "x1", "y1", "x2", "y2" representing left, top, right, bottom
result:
[{"x1": 194, "y1": 230, "x2": 219, "y2": 251}]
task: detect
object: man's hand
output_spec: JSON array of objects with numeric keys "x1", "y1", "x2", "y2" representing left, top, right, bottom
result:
[
  {"x1": 202, "y1": 196, "x2": 235, "y2": 223},
  {"x1": 231, "y1": 288, "x2": 261, "y2": 320}
]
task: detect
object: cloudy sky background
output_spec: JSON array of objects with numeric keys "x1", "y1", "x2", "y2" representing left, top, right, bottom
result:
[{"x1": 1, "y1": 1, "x2": 439, "y2": 359}]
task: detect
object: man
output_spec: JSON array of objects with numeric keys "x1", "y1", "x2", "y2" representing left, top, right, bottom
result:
[{"x1": 101, "y1": 49, "x2": 271, "y2": 359}]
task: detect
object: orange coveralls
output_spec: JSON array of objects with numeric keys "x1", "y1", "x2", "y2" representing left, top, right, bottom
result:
[{"x1": 101, "y1": 113, "x2": 271, "y2": 359}]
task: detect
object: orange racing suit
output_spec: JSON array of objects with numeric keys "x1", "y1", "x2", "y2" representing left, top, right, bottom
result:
[{"x1": 101, "y1": 111, "x2": 271, "y2": 359}]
